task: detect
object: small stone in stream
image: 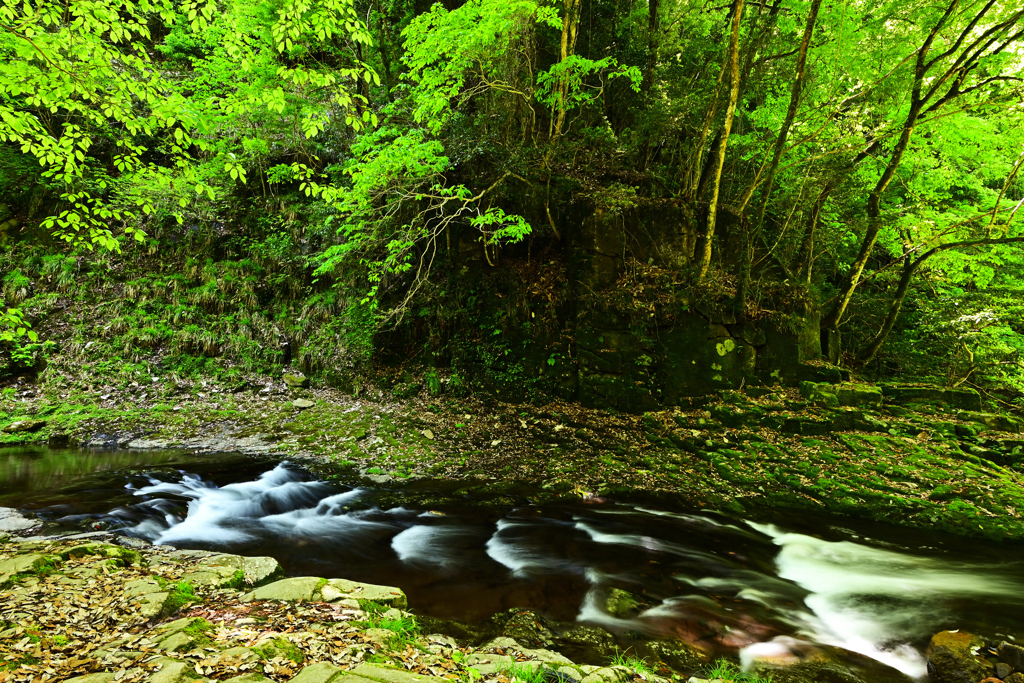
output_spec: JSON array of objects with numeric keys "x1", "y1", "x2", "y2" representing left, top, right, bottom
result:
[
  {"x1": 996, "y1": 662, "x2": 1012, "y2": 678},
  {"x1": 2, "y1": 419, "x2": 46, "y2": 433},
  {"x1": 422, "y1": 429, "x2": 434, "y2": 440},
  {"x1": 293, "y1": 398, "x2": 315, "y2": 409},
  {"x1": 999, "y1": 642, "x2": 1024, "y2": 672}
]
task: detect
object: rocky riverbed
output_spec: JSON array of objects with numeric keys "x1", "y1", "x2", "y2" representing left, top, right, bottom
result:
[{"x1": 0, "y1": 532, "x2": 673, "y2": 683}]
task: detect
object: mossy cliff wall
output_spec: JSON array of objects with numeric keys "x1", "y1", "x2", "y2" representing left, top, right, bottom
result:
[{"x1": 445, "y1": 206, "x2": 832, "y2": 412}]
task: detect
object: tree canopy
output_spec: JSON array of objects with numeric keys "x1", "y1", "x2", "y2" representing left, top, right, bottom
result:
[{"x1": 2, "y1": 0, "x2": 1023, "y2": 384}]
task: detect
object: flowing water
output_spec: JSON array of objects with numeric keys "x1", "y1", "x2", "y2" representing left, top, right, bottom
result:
[{"x1": 3, "y1": 446, "x2": 1024, "y2": 680}]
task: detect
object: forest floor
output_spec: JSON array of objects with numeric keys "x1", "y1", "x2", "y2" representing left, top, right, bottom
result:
[{"x1": 2, "y1": 367, "x2": 1024, "y2": 544}]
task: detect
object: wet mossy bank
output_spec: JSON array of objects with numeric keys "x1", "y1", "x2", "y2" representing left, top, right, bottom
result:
[{"x1": 2, "y1": 373, "x2": 1024, "y2": 544}]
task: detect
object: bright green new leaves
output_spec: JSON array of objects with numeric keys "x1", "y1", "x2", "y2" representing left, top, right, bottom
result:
[
  {"x1": 0, "y1": 0, "x2": 188, "y2": 250},
  {"x1": 0, "y1": 307, "x2": 36, "y2": 343},
  {"x1": 0, "y1": 0, "x2": 378, "y2": 253}
]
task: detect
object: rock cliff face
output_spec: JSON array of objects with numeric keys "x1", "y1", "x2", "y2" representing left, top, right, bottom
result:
[{"x1": 453, "y1": 206, "x2": 832, "y2": 413}]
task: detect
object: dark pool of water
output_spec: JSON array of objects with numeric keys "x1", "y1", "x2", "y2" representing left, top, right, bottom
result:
[{"x1": 3, "y1": 446, "x2": 1023, "y2": 680}]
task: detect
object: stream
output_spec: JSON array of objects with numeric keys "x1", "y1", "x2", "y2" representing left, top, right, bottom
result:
[{"x1": 3, "y1": 446, "x2": 1024, "y2": 680}]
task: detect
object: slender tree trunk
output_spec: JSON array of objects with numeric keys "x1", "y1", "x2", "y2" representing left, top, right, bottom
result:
[
  {"x1": 860, "y1": 235, "x2": 1024, "y2": 362},
  {"x1": 819, "y1": 0, "x2": 1024, "y2": 359},
  {"x1": 792, "y1": 184, "x2": 832, "y2": 281},
  {"x1": 643, "y1": 0, "x2": 660, "y2": 92},
  {"x1": 734, "y1": 0, "x2": 821, "y2": 310},
  {"x1": 697, "y1": 0, "x2": 745, "y2": 281}
]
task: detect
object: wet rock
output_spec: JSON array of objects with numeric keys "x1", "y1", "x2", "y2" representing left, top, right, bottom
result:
[
  {"x1": 604, "y1": 588, "x2": 643, "y2": 618},
  {"x1": 633, "y1": 640, "x2": 709, "y2": 673},
  {"x1": 998, "y1": 641, "x2": 1024, "y2": 671},
  {"x1": 2, "y1": 419, "x2": 46, "y2": 433},
  {"x1": 926, "y1": 630, "x2": 994, "y2": 683},
  {"x1": 293, "y1": 398, "x2": 315, "y2": 409},
  {"x1": 996, "y1": 662, "x2": 1013, "y2": 678}
]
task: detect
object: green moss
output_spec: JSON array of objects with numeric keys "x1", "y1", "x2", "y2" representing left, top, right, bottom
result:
[
  {"x1": 182, "y1": 618, "x2": 216, "y2": 647},
  {"x1": 164, "y1": 581, "x2": 198, "y2": 614},
  {"x1": 253, "y1": 637, "x2": 305, "y2": 664}
]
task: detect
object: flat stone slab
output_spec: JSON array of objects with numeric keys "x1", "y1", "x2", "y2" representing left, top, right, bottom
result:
[
  {"x1": 324, "y1": 578, "x2": 407, "y2": 608},
  {"x1": 241, "y1": 576, "x2": 321, "y2": 602},
  {"x1": 222, "y1": 675, "x2": 272, "y2": 683},
  {"x1": 150, "y1": 657, "x2": 194, "y2": 683},
  {"x1": 126, "y1": 578, "x2": 164, "y2": 597},
  {"x1": 139, "y1": 592, "x2": 170, "y2": 618},
  {"x1": 290, "y1": 662, "x2": 346, "y2": 683},
  {"x1": 158, "y1": 631, "x2": 193, "y2": 652},
  {"x1": 66, "y1": 674, "x2": 116, "y2": 683},
  {"x1": 193, "y1": 553, "x2": 282, "y2": 587},
  {"x1": 352, "y1": 663, "x2": 437, "y2": 683},
  {"x1": 0, "y1": 553, "x2": 45, "y2": 575},
  {"x1": 0, "y1": 507, "x2": 37, "y2": 531}
]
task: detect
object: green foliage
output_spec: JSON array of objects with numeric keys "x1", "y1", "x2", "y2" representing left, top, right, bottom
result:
[
  {"x1": 498, "y1": 662, "x2": 549, "y2": 683},
  {"x1": 608, "y1": 649, "x2": 650, "y2": 676}
]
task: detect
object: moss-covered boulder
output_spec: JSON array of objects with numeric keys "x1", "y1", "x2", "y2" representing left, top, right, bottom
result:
[
  {"x1": 882, "y1": 385, "x2": 982, "y2": 411},
  {"x1": 926, "y1": 630, "x2": 994, "y2": 683}
]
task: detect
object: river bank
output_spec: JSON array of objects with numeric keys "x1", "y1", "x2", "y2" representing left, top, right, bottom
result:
[
  {"x1": 2, "y1": 372, "x2": 1024, "y2": 544},
  {"x1": 1, "y1": 533, "x2": 690, "y2": 683}
]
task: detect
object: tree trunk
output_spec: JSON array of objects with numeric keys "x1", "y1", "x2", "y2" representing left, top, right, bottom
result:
[
  {"x1": 643, "y1": 0, "x2": 660, "y2": 92},
  {"x1": 735, "y1": 0, "x2": 821, "y2": 311},
  {"x1": 697, "y1": 0, "x2": 745, "y2": 281}
]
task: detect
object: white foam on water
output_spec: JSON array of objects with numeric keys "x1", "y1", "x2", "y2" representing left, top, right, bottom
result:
[
  {"x1": 391, "y1": 524, "x2": 483, "y2": 570},
  {"x1": 575, "y1": 520, "x2": 725, "y2": 564},
  {"x1": 129, "y1": 463, "x2": 365, "y2": 546},
  {"x1": 745, "y1": 521, "x2": 1024, "y2": 678},
  {"x1": 485, "y1": 518, "x2": 581, "y2": 577}
]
